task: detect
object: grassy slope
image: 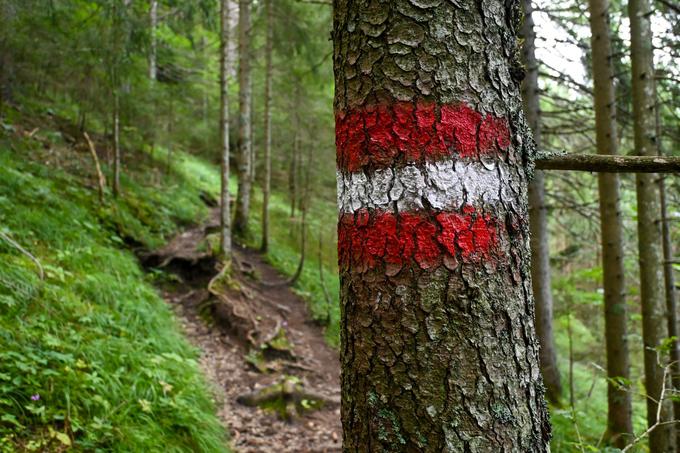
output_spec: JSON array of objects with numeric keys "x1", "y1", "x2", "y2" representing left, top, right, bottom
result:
[{"x1": 0, "y1": 105, "x2": 228, "y2": 452}]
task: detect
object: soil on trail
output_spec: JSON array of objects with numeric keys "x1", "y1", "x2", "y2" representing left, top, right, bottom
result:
[{"x1": 143, "y1": 212, "x2": 342, "y2": 452}]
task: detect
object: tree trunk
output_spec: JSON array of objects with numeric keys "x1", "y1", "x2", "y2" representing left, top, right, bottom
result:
[
  {"x1": 219, "y1": 0, "x2": 232, "y2": 263},
  {"x1": 112, "y1": 88, "x2": 121, "y2": 197},
  {"x1": 249, "y1": 76, "x2": 256, "y2": 191},
  {"x1": 233, "y1": 0, "x2": 252, "y2": 237},
  {"x1": 149, "y1": 0, "x2": 158, "y2": 81},
  {"x1": 334, "y1": 1, "x2": 551, "y2": 451},
  {"x1": 289, "y1": 86, "x2": 301, "y2": 219},
  {"x1": 520, "y1": 0, "x2": 562, "y2": 407},
  {"x1": 660, "y1": 177, "x2": 680, "y2": 449},
  {"x1": 261, "y1": 0, "x2": 273, "y2": 253},
  {"x1": 629, "y1": 0, "x2": 675, "y2": 450},
  {"x1": 587, "y1": 0, "x2": 633, "y2": 446}
]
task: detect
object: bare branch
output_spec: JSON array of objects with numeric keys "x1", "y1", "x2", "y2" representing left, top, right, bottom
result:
[{"x1": 536, "y1": 154, "x2": 680, "y2": 173}]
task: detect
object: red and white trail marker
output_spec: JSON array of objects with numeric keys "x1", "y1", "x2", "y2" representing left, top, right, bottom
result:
[{"x1": 336, "y1": 101, "x2": 518, "y2": 272}]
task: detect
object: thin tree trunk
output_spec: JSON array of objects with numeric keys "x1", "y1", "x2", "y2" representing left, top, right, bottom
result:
[
  {"x1": 149, "y1": 0, "x2": 158, "y2": 81},
  {"x1": 287, "y1": 142, "x2": 313, "y2": 287},
  {"x1": 587, "y1": 0, "x2": 633, "y2": 446},
  {"x1": 660, "y1": 177, "x2": 680, "y2": 448},
  {"x1": 589, "y1": 0, "x2": 633, "y2": 448},
  {"x1": 334, "y1": 1, "x2": 551, "y2": 450},
  {"x1": 249, "y1": 76, "x2": 256, "y2": 190},
  {"x1": 165, "y1": 96, "x2": 173, "y2": 176},
  {"x1": 219, "y1": 0, "x2": 232, "y2": 264},
  {"x1": 629, "y1": 0, "x2": 675, "y2": 450},
  {"x1": 112, "y1": 89, "x2": 121, "y2": 197},
  {"x1": 289, "y1": 90, "x2": 300, "y2": 219},
  {"x1": 261, "y1": 0, "x2": 273, "y2": 253},
  {"x1": 233, "y1": 0, "x2": 252, "y2": 238},
  {"x1": 521, "y1": 0, "x2": 562, "y2": 406}
]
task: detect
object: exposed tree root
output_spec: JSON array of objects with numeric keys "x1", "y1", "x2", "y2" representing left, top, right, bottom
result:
[{"x1": 236, "y1": 376, "x2": 340, "y2": 421}]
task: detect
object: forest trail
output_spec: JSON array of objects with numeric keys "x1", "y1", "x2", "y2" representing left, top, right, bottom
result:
[{"x1": 143, "y1": 210, "x2": 342, "y2": 453}]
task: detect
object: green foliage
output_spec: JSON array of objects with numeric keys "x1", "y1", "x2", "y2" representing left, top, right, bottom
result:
[
  {"x1": 0, "y1": 123, "x2": 227, "y2": 451},
  {"x1": 242, "y1": 186, "x2": 341, "y2": 346}
]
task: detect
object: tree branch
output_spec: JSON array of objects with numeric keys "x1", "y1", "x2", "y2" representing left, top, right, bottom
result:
[{"x1": 535, "y1": 154, "x2": 680, "y2": 173}]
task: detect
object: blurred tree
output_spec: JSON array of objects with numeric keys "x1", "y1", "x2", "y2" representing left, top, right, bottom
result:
[
  {"x1": 521, "y1": 0, "x2": 563, "y2": 406},
  {"x1": 234, "y1": 0, "x2": 253, "y2": 237},
  {"x1": 629, "y1": 0, "x2": 675, "y2": 450},
  {"x1": 587, "y1": 0, "x2": 633, "y2": 446}
]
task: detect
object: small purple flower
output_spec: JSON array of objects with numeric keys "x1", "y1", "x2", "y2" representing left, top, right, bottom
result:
[{"x1": 30, "y1": 394, "x2": 40, "y2": 401}]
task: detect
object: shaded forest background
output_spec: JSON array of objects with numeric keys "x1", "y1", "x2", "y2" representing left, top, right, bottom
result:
[{"x1": 0, "y1": 0, "x2": 679, "y2": 451}]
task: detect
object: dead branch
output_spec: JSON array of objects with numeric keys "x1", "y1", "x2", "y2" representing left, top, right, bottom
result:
[
  {"x1": 0, "y1": 231, "x2": 44, "y2": 280},
  {"x1": 536, "y1": 153, "x2": 680, "y2": 173},
  {"x1": 83, "y1": 132, "x2": 106, "y2": 203}
]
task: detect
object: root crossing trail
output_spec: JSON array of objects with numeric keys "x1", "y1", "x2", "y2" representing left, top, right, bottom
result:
[{"x1": 144, "y1": 212, "x2": 341, "y2": 452}]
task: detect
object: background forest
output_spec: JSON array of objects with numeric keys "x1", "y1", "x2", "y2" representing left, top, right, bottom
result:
[{"x1": 0, "y1": 0, "x2": 679, "y2": 451}]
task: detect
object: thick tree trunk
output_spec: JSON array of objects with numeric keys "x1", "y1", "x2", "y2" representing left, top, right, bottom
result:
[
  {"x1": 219, "y1": 0, "x2": 232, "y2": 263},
  {"x1": 261, "y1": 0, "x2": 273, "y2": 253},
  {"x1": 587, "y1": 0, "x2": 633, "y2": 446},
  {"x1": 660, "y1": 177, "x2": 680, "y2": 449},
  {"x1": 521, "y1": 0, "x2": 562, "y2": 407},
  {"x1": 149, "y1": 0, "x2": 158, "y2": 81},
  {"x1": 334, "y1": 1, "x2": 551, "y2": 451},
  {"x1": 629, "y1": 0, "x2": 675, "y2": 450},
  {"x1": 233, "y1": 0, "x2": 252, "y2": 237}
]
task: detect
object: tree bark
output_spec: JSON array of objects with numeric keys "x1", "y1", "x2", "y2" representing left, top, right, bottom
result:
[
  {"x1": 587, "y1": 0, "x2": 633, "y2": 446},
  {"x1": 660, "y1": 177, "x2": 680, "y2": 449},
  {"x1": 334, "y1": 1, "x2": 551, "y2": 451},
  {"x1": 629, "y1": 0, "x2": 675, "y2": 450},
  {"x1": 535, "y1": 154, "x2": 680, "y2": 173},
  {"x1": 521, "y1": 0, "x2": 562, "y2": 407},
  {"x1": 233, "y1": 0, "x2": 252, "y2": 237},
  {"x1": 261, "y1": 0, "x2": 273, "y2": 253},
  {"x1": 149, "y1": 0, "x2": 158, "y2": 81},
  {"x1": 219, "y1": 0, "x2": 232, "y2": 263}
]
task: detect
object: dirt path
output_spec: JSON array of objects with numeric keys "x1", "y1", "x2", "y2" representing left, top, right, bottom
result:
[{"x1": 145, "y1": 214, "x2": 341, "y2": 452}]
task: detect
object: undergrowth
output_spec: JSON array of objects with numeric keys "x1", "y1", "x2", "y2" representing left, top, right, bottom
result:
[{"x1": 0, "y1": 105, "x2": 228, "y2": 452}]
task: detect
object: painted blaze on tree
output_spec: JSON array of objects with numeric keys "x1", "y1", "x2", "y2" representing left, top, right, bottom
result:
[{"x1": 334, "y1": 0, "x2": 551, "y2": 451}]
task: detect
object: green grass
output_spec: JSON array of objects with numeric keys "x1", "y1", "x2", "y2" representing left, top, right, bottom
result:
[
  {"x1": 0, "y1": 109, "x2": 228, "y2": 451},
  {"x1": 239, "y1": 186, "x2": 341, "y2": 346}
]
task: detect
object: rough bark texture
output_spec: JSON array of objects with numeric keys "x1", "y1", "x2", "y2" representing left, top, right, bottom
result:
[
  {"x1": 587, "y1": 0, "x2": 633, "y2": 446},
  {"x1": 629, "y1": 0, "x2": 675, "y2": 450},
  {"x1": 535, "y1": 154, "x2": 680, "y2": 173},
  {"x1": 261, "y1": 0, "x2": 273, "y2": 253},
  {"x1": 219, "y1": 0, "x2": 232, "y2": 262},
  {"x1": 234, "y1": 0, "x2": 252, "y2": 237},
  {"x1": 333, "y1": 1, "x2": 551, "y2": 451},
  {"x1": 520, "y1": 0, "x2": 562, "y2": 407}
]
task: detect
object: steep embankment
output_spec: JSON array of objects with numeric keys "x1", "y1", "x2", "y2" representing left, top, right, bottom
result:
[{"x1": 0, "y1": 106, "x2": 228, "y2": 451}]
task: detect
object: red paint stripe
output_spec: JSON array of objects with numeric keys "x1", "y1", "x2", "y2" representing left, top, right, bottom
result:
[
  {"x1": 336, "y1": 102, "x2": 511, "y2": 172},
  {"x1": 338, "y1": 207, "x2": 502, "y2": 272}
]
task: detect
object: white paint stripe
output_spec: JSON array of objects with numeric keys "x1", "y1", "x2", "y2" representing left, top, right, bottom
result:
[{"x1": 337, "y1": 160, "x2": 522, "y2": 214}]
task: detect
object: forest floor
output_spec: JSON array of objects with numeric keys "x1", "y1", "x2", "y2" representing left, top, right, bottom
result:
[{"x1": 144, "y1": 210, "x2": 342, "y2": 453}]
